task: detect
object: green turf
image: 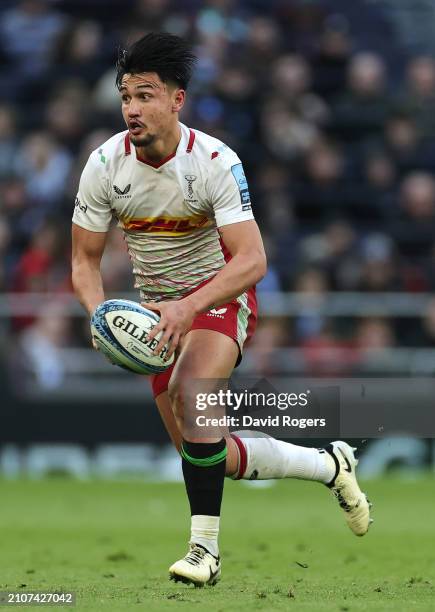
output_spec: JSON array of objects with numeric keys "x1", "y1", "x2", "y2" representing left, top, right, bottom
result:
[{"x1": 0, "y1": 477, "x2": 434, "y2": 611}]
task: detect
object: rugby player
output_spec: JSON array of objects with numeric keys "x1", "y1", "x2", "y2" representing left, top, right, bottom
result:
[{"x1": 71, "y1": 33, "x2": 371, "y2": 587}]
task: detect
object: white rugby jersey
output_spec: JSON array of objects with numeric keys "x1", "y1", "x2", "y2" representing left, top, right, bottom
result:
[{"x1": 73, "y1": 123, "x2": 254, "y2": 301}]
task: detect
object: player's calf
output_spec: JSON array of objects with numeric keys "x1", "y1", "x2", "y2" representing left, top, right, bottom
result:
[
  {"x1": 229, "y1": 433, "x2": 372, "y2": 536},
  {"x1": 170, "y1": 438, "x2": 226, "y2": 585},
  {"x1": 230, "y1": 432, "x2": 336, "y2": 483}
]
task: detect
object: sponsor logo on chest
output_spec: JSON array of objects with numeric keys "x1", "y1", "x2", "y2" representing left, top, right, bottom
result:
[
  {"x1": 122, "y1": 215, "x2": 209, "y2": 235},
  {"x1": 113, "y1": 184, "x2": 132, "y2": 199}
]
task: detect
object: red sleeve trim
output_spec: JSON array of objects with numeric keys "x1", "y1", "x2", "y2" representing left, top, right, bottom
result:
[{"x1": 186, "y1": 129, "x2": 195, "y2": 153}]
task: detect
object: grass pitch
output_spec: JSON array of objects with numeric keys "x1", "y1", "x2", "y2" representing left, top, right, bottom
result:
[{"x1": 0, "y1": 476, "x2": 434, "y2": 611}]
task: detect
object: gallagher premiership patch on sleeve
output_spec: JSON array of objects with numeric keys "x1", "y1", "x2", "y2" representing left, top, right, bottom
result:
[{"x1": 231, "y1": 163, "x2": 252, "y2": 211}]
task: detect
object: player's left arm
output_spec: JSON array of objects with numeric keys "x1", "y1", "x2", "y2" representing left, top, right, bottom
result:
[{"x1": 186, "y1": 219, "x2": 266, "y2": 312}]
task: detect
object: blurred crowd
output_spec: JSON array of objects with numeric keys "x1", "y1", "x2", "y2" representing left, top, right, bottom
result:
[{"x1": 2, "y1": 0, "x2": 435, "y2": 373}]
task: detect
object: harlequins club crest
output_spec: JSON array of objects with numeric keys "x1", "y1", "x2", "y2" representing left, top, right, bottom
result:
[{"x1": 184, "y1": 174, "x2": 197, "y2": 199}]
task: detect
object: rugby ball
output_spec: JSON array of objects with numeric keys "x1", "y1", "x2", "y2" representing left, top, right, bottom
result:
[{"x1": 90, "y1": 299, "x2": 174, "y2": 375}]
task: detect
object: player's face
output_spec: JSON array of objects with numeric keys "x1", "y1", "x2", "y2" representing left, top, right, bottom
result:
[{"x1": 119, "y1": 73, "x2": 184, "y2": 147}]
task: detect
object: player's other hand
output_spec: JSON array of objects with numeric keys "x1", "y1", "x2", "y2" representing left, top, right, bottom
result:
[{"x1": 141, "y1": 299, "x2": 195, "y2": 360}]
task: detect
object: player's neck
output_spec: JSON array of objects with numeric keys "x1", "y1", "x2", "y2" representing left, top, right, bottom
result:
[{"x1": 135, "y1": 124, "x2": 182, "y2": 164}]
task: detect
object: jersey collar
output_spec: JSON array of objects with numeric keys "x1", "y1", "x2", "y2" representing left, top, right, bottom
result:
[{"x1": 124, "y1": 123, "x2": 195, "y2": 169}]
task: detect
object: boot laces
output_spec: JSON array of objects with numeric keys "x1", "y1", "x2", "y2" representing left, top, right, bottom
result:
[
  {"x1": 332, "y1": 486, "x2": 352, "y2": 512},
  {"x1": 185, "y1": 544, "x2": 207, "y2": 566}
]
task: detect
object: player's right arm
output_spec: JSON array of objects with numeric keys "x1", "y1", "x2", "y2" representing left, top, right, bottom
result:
[
  {"x1": 71, "y1": 148, "x2": 112, "y2": 316},
  {"x1": 71, "y1": 224, "x2": 107, "y2": 316}
]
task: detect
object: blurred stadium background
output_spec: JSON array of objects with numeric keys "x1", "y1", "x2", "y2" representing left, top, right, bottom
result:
[{"x1": 1, "y1": 0, "x2": 435, "y2": 480}]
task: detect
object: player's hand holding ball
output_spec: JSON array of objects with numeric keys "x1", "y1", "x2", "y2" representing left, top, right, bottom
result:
[
  {"x1": 141, "y1": 299, "x2": 196, "y2": 360},
  {"x1": 90, "y1": 299, "x2": 174, "y2": 374}
]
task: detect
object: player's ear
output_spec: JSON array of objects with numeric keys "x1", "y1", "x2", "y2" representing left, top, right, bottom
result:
[{"x1": 172, "y1": 88, "x2": 185, "y2": 113}]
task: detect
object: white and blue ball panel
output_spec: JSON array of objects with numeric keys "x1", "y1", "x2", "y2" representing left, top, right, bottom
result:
[{"x1": 91, "y1": 299, "x2": 172, "y2": 375}]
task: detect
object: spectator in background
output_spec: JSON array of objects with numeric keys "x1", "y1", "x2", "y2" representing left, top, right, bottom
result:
[
  {"x1": 15, "y1": 131, "x2": 72, "y2": 214},
  {"x1": 358, "y1": 233, "x2": 399, "y2": 292},
  {"x1": 300, "y1": 220, "x2": 360, "y2": 290},
  {"x1": 261, "y1": 54, "x2": 330, "y2": 161},
  {"x1": 356, "y1": 150, "x2": 397, "y2": 225},
  {"x1": 279, "y1": 0, "x2": 325, "y2": 56},
  {"x1": 256, "y1": 233, "x2": 284, "y2": 293},
  {"x1": 364, "y1": 152, "x2": 396, "y2": 193},
  {"x1": 383, "y1": 113, "x2": 435, "y2": 175},
  {"x1": 194, "y1": 2, "x2": 232, "y2": 68},
  {"x1": 354, "y1": 317, "x2": 396, "y2": 373},
  {"x1": 0, "y1": 215, "x2": 11, "y2": 291},
  {"x1": 426, "y1": 243, "x2": 435, "y2": 292},
  {"x1": 13, "y1": 220, "x2": 68, "y2": 295},
  {"x1": 420, "y1": 298, "x2": 435, "y2": 347},
  {"x1": 261, "y1": 95, "x2": 320, "y2": 161},
  {"x1": 292, "y1": 267, "x2": 329, "y2": 342},
  {"x1": 252, "y1": 163, "x2": 294, "y2": 289},
  {"x1": 242, "y1": 16, "x2": 282, "y2": 82},
  {"x1": 17, "y1": 302, "x2": 71, "y2": 390},
  {"x1": 301, "y1": 320, "x2": 354, "y2": 376},
  {"x1": 0, "y1": 0, "x2": 66, "y2": 99},
  {"x1": 255, "y1": 163, "x2": 293, "y2": 231},
  {"x1": 391, "y1": 172, "x2": 435, "y2": 267},
  {"x1": 355, "y1": 318, "x2": 395, "y2": 349},
  {"x1": 271, "y1": 54, "x2": 326, "y2": 115},
  {"x1": 45, "y1": 82, "x2": 89, "y2": 153},
  {"x1": 213, "y1": 64, "x2": 256, "y2": 149},
  {"x1": 247, "y1": 317, "x2": 291, "y2": 375},
  {"x1": 0, "y1": 177, "x2": 31, "y2": 270},
  {"x1": 132, "y1": 0, "x2": 172, "y2": 32},
  {"x1": 311, "y1": 14, "x2": 351, "y2": 97},
  {"x1": 333, "y1": 51, "x2": 391, "y2": 142},
  {"x1": 399, "y1": 55, "x2": 435, "y2": 138},
  {"x1": 0, "y1": 105, "x2": 19, "y2": 179},
  {"x1": 52, "y1": 20, "x2": 109, "y2": 87},
  {"x1": 11, "y1": 219, "x2": 69, "y2": 331},
  {"x1": 293, "y1": 139, "x2": 348, "y2": 224}
]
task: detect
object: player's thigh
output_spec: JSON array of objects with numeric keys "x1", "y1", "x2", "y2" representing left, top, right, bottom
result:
[
  {"x1": 155, "y1": 391, "x2": 182, "y2": 452},
  {"x1": 171, "y1": 328, "x2": 238, "y2": 383},
  {"x1": 151, "y1": 330, "x2": 238, "y2": 447},
  {"x1": 168, "y1": 328, "x2": 238, "y2": 420}
]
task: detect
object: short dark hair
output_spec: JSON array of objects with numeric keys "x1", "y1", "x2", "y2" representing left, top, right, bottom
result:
[{"x1": 116, "y1": 32, "x2": 197, "y2": 90}]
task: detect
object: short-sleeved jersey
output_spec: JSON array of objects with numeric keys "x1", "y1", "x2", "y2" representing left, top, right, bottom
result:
[{"x1": 73, "y1": 123, "x2": 254, "y2": 301}]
